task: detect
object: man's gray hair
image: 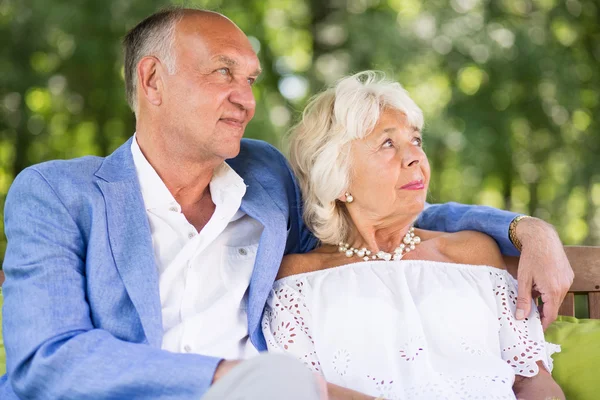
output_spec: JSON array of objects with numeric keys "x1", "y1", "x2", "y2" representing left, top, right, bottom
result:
[{"x1": 123, "y1": 7, "x2": 186, "y2": 115}]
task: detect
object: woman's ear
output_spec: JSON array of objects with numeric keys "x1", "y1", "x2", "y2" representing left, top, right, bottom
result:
[{"x1": 338, "y1": 191, "x2": 354, "y2": 203}]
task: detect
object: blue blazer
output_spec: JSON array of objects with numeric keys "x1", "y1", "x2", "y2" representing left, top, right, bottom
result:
[{"x1": 1, "y1": 137, "x2": 518, "y2": 399}]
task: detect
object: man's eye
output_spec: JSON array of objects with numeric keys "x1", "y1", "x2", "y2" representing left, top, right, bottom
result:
[
  {"x1": 382, "y1": 139, "x2": 394, "y2": 148},
  {"x1": 217, "y1": 68, "x2": 230, "y2": 76},
  {"x1": 247, "y1": 77, "x2": 256, "y2": 85},
  {"x1": 412, "y1": 137, "x2": 423, "y2": 146}
]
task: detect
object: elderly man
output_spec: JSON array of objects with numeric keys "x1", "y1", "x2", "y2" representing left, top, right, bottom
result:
[{"x1": 0, "y1": 7, "x2": 572, "y2": 400}]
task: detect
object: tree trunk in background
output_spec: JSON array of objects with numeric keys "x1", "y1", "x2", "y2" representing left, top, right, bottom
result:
[
  {"x1": 528, "y1": 182, "x2": 538, "y2": 217},
  {"x1": 12, "y1": 117, "x2": 30, "y2": 179},
  {"x1": 308, "y1": 0, "x2": 335, "y2": 92}
]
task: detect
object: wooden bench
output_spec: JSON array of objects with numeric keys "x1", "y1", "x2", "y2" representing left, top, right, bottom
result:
[
  {"x1": 504, "y1": 246, "x2": 600, "y2": 319},
  {"x1": 0, "y1": 245, "x2": 598, "y2": 317},
  {"x1": 556, "y1": 246, "x2": 600, "y2": 318}
]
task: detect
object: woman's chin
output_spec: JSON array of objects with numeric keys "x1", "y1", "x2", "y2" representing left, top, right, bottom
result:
[{"x1": 402, "y1": 199, "x2": 426, "y2": 217}]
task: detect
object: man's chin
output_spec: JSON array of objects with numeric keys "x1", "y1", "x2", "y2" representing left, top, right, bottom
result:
[
  {"x1": 212, "y1": 128, "x2": 245, "y2": 160},
  {"x1": 220, "y1": 142, "x2": 242, "y2": 160}
]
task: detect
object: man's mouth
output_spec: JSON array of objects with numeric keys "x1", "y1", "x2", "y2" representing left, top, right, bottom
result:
[{"x1": 219, "y1": 118, "x2": 245, "y2": 128}]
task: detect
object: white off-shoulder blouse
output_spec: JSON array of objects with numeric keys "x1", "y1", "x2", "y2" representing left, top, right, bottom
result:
[{"x1": 262, "y1": 260, "x2": 560, "y2": 400}]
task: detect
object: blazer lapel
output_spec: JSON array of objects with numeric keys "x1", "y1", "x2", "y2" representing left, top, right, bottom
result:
[
  {"x1": 238, "y1": 173, "x2": 287, "y2": 344},
  {"x1": 95, "y1": 138, "x2": 163, "y2": 347}
]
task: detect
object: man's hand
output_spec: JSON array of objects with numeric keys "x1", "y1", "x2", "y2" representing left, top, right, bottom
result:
[
  {"x1": 212, "y1": 359, "x2": 242, "y2": 384},
  {"x1": 514, "y1": 218, "x2": 574, "y2": 330}
]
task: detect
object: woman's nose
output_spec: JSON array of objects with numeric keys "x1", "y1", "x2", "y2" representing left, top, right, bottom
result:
[
  {"x1": 402, "y1": 147, "x2": 422, "y2": 168},
  {"x1": 407, "y1": 158, "x2": 420, "y2": 167}
]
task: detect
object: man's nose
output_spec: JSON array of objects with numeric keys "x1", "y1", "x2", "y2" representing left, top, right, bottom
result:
[{"x1": 230, "y1": 80, "x2": 256, "y2": 112}]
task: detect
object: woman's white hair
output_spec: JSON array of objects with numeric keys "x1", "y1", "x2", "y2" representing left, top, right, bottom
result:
[{"x1": 288, "y1": 71, "x2": 424, "y2": 245}]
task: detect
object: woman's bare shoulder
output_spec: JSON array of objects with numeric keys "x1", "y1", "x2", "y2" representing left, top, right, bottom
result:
[
  {"x1": 415, "y1": 228, "x2": 445, "y2": 241},
  {"x1": 277, "y1": 247, "x2": 336, "y2": 280},
  {"x1": 277, "y1": 253, "x2": 313, "y2": 279},
  {"x1": 438, "y1": 230, "x2": 506, "y2": 270}
]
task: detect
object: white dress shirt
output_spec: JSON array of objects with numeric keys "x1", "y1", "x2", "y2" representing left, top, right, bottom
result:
[{"x1": 131, "y1": 136, "x2": 262, "y2": 359}]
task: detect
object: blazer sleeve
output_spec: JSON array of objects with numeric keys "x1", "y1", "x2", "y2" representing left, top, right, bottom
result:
[
  {"x1": 416, "y1": 202, "x2": 520, "y2": 256},
  {"x1": 2, "y1": 168, "x2": 221, "y2": 399}
]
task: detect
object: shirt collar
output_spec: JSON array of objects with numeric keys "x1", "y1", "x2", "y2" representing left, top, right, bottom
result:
[{"x1": 131, "y1": 133, "x2": 246, "y2": 211}]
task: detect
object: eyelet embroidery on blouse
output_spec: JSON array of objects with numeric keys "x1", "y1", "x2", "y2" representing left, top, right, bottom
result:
[
  {"x1": 461, "y1": 338, "x2": 485, "y2": 356},
  {"x1": 332, "y1": 348, "x2": 351, "y2": 377},
  {"x1": 271, "y1": 320, "x2": 297, "y2": 350},
  {"x1": 302, "y1": 351, "x2": 322, "y2": 372},
  {"x1": 452, "y1": 374, "x2": 515, "y2": 399},
  {"x1": 491, "y1": 271, "x2": 557, "y2": 376},
  {"x1": 293, "y1": 315, "x2": 313, "y2": 340},
  {"x1": 404, "y1": 381, "x2": 445, "y2": 399},
  {"x1": 264, "y1": 280, "x2": 323, "y2": 373},
  {"x1": 273, "y1": 286, "x2": 302, "y2": 314},
  {"x1": 366, "y1": 375, "x2": 398, "y2": 399},
  {"x1": 398, "y1": 336, "x2": 425, "y2": 362},
  {"x1": 261, "y1": 309, "x2": 278, "y2": 349},
  {"x1": 295, "y1": 280, "x2": 305, "y2": 294},
  {"x1": 267, "y1": 289, "x2": 311, "y2": 349}
]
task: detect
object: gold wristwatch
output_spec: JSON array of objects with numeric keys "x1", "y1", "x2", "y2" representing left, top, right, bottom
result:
[{"x1": 508, "y1": 215, "x2": 531, "y2": 252}]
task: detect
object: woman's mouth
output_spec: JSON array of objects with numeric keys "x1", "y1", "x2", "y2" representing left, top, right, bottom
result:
[{"x1": 400, "y1": 180, "x2": 425, "y2": 190}]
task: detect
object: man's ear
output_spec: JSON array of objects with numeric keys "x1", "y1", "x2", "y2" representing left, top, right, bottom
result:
[{"x1": 137, "y1": 56, "x2": 164, "y2": 107}]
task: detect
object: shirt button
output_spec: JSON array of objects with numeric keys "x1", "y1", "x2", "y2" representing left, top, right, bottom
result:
[
  {"x1": 238, "y1": 248, "x2": 248, "y2": 256},
  {"x1": 188, "y1": 232, "x2": 196, "y2": 239},
  {"x1": 184, "y1": 345, "x2": 192, "y2": 353},
  {"x1": 169, "y1": 206, "x2": 178, "y2": 212}
]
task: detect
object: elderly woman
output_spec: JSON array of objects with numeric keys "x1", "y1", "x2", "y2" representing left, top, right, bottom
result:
[{"x1": 261, "y1": 71, "x2": 564, "y2": 400}]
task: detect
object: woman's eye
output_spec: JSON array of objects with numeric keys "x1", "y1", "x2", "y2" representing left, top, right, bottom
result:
[
  {"x1": 382, "y1": 139, "x2": 394, "y2": 148},
  {"x1": 247, "y1": 77, "x2": 256, "y2": 85},
  {"x1": 412, "y1": 137, "x2": 423, "y2": 146}
]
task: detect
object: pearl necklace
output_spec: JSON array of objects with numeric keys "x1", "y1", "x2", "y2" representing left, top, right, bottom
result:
[{"x1": 338, "y1": 227, "x2": 421, "y2": 262}]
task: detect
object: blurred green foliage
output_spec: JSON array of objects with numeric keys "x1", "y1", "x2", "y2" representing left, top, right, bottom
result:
[{"x1": 0, "y1": 0, "x2": 599, "y2": 262}]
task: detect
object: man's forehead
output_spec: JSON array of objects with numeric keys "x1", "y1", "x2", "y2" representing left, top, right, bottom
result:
[
  {"x1": 178, "y1": 12, "x2": 245, "y2": 42},
  {"x1": 176, "y1": 15, "x2": 257, "y2": 59}
]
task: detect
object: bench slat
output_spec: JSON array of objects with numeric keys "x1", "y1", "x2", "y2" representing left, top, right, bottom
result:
[
  {"x1": 589, "y1": 292, "x2": 600, "y2": 319},
  {"x1": 558, "y1": 293, "x2": 575, "y2": 317},
  {"x1": 565, "y1": 246, "x2": 600, "y2": 293}
]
